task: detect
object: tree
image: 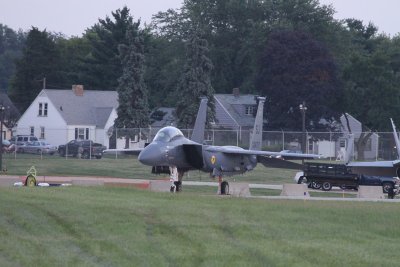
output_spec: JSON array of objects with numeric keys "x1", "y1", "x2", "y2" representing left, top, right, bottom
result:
[
  {"x1": 152, "y1": 0, "x2": 268, "y2": 94},
  {"x1": 114, "y1": 26, "x2": 150, "y2": 147},
  {"x1": 82, "y1": 6, "x2": 138, "y2": 90},
  {"x1": 144, "y1": 35, "x2": 185, "y2": 108},
  {"x1": 0, "y1": 24, "x2": 25, "y2": 93},
  {"x1": 175, "y1": 30, "x2": 215, "y2": 128},
  {"x1": 342, "y1": 39, "x2": 400, "y2": 159},
  {"x1": 256, "y1": 29, "x2": 342, "y2": 131},
  {"x1": 339, "y1": 19, "x2": 400, "y2": 159},
  {"x1": 56, "y1": 36, "x2": 92, "y2": 87},
  {"x1": 9, "y1": 27, "x2": 61, "y2": 112},
  {"x1": 152, "y1": 0, "x2": 339, "y2": 97}
]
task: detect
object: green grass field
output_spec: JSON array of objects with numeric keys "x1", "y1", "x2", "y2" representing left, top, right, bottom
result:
[
  {"x1": 1, "y1": 186, "x2": 399, "y2": 267},
  {"x1": 1, "y1": 153, "x2": 301, "y2": 184}
]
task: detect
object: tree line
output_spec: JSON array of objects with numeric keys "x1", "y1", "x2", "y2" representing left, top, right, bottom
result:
[{"x1": 1, "y1": 0, "x2": 400, "y2": 136}]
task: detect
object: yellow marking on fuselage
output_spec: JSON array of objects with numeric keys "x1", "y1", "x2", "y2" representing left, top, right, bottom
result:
[{"x1": 211, "y1": 155, "x2": 216, "y2": 164}]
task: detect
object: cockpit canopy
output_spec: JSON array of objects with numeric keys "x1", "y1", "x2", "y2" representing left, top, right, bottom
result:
[{"x1": 153, "y1": 126, "x2": 184, "y2": 142}]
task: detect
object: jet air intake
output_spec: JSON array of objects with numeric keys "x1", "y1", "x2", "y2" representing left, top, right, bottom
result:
[{"x1": 182, "y1": 144, "x2": 204, "y2": 169}]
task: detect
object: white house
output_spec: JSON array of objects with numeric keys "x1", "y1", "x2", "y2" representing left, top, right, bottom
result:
[{"x1": 15, "y1": 85, "x2": 118, "y2": 148}]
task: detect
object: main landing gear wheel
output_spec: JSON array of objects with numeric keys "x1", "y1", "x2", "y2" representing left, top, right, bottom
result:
[
  {"x1": 220, "y1": 181, "x2": 229, "y2": 195},
  {"x1": 174, "y1": 181, "x2": 182, "y2": 192}
]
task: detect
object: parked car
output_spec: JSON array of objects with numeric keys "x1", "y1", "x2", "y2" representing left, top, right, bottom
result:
[
  {"x1": 9, "y1": 135, "x2": 39, "y2": 146},
  {"x1": 17, "y1": 141, "x2": 57, "y2": 155},
  {"x1": 2, "y1": 140, "x2": 15, "y2": 153},
  {"x1": 58, "y1": 140, "x2": 106, "y2": 159}
]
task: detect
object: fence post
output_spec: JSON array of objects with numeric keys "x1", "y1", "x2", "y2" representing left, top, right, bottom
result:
[
  {"x1": 329, "y1": 131, "x2": 332, "y2": 161},
  {"x1": 236, "y1": 127, "x2": 239, "y2": 147},
  {"x1": 376, "y1": 133, "x2": 379, "y2": 161},
  {"x1": 306, "y1": 130, "x2": 309, "y2": 153},
  {"x1": 65, "y1": 128, "x2": 68, "y2": 160},
  {"x1": 115, "y1": 127, "x2": 118, "y2": 159},
  {"x1": 149, "y1": 127, "x2": 152, "y2": 143}
]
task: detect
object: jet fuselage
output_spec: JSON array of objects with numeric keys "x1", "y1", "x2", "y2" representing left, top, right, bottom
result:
[{"x1": 138, "y1": 134, "x2": 258, "y2": 176}]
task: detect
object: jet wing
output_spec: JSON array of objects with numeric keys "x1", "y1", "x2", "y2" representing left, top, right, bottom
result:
[
  {"x1": 347, "y1": 160, "x2": 400, "y2": 168},
  {"x1": 103, "y1": 148, "x2": 143, "y2": 155},
  {"x1": 258, "y1": 156, "x2": 304, "y2": 170},
  {"x1": 204, "y1": 146, "x2": 321, "y2": 159}
]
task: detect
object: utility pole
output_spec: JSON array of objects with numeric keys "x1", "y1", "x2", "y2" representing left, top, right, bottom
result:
[{"x1": 299, "y1": 101, "x2": 307, "y2": 154}]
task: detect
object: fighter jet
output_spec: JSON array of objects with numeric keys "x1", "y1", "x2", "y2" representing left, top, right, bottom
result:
[
  {"x1": 345, "y1": 118, "x2": 400, "y2": 178},
  {"x1": 138, "y1": 97, "x2": 321, "y2": 194}
]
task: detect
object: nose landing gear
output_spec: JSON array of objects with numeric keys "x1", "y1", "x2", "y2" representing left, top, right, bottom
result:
[{"x1": 169, "y1": 166, "x2": 183, "y2": 192}]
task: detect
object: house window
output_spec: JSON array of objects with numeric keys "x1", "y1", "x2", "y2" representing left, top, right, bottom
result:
[
  {"x1": 38, "y1": 102, "x2": 48, "y2": 116},
  {"x1": 75, "y1": 128, "x2": 89, "y2": 140},
  {"x1": 40, "y1": 127, "x2": 45, "y2": 139},
  {"x1": 30, "y1": 126, "x2": 34, "y2": 136},
  {"x1": 340, "y1": 139, "x2": 346, "y2": 148},
  {"x1": 245, "y1": 106, "x2": 255, "y2": 116}
]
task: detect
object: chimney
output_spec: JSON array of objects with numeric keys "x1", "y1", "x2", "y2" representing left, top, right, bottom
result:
[
  {"x1": 72, "y1": 84, "x2": 84, "y2": 96},
  {"x1": 232, "y1": 88, "x2": 240, "y2": 97}
]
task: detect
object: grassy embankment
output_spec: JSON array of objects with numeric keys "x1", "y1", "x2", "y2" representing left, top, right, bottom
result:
[
  {"x1": 1, "y1": 153, "x2": 301, "y2": 184},
  {"x1": 0, "y1": 186, "x2": 399, "y2": 267},
  {"x1": 1, "y1": 153, "x2": 359, "y2": 197}
]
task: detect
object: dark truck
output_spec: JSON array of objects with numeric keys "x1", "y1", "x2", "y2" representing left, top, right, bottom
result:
[
  {"x1": 58, "y1": 140, "x2": 106, "y2": 159},
  {"x1": 297, "y1": 162, "x2": 399, "y2": 193}
]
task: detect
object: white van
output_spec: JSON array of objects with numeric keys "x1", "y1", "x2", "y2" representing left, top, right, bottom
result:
[{"x1": 9, "y1": 135, "x2": 39, "y2": 146}]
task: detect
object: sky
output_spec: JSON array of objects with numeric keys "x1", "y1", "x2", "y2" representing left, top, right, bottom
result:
[
  {"x1": 0, "y1": 0, "x2": 183, "y2": 37},
  {"x1": 0, "y1": 0, "x2": 399, "y2": 37},
  {"x1": 319, "y1": 0, "x2": 400, "y2": 36}
]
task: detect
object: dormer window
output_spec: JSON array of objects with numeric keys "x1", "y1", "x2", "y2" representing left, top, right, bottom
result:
[
  {"x1": 245, "y1": 105, "x2": 255, "y2": 116},
  {"x1": 38, "y1": 102, "x2": 48, "y2": 116}
]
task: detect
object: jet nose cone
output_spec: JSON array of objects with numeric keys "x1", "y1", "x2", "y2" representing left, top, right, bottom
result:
[{"x1": 138, "y1": 143, "x2": 164, "y2": 166}]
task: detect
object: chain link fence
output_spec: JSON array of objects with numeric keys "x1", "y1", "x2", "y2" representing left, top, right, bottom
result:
[{"x1": 6, "y1": 127, "x2": 400, "y2": 161}]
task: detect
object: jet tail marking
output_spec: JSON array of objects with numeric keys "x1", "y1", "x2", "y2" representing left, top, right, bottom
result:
[
  {"x1": 391, "y1": 118, "x2": 400, "y2": 159},
  {"x1": 249, "y1": 97, "x2": 266, "y2": 151},
  {"x1": 191, "y1": 97, "x2": 208, "y2": 144}
]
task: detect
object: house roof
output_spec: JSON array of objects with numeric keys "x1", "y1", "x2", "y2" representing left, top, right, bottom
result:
[
  {"x1": 214, "y1": 94, "x2": 257, "y2": 128},
  {"x1": 42, "y1": 89, "x2": 118, "y2": 127}
]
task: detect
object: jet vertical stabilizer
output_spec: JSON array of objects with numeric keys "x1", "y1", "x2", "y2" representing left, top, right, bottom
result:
[
  {"x1": 390, "y1": 118, "x2": 400, "y2": 159},
  {"x1": 249, "y1": 97, "x2": 266, "y2": 151},
  {"x1": 344, "y1": 134, "x2": 354, "y2": 164},
  {"x1": 190, "y1": 97, "x2": 208, "y2": 143}
]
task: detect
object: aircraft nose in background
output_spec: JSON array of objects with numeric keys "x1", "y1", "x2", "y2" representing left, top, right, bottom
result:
[{"x1": 138, "y1": 143, "x2": 164, "y2": 166}]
